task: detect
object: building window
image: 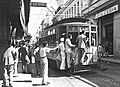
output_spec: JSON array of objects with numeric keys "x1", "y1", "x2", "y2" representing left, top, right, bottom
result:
[
  {"x1": 74, "y1": 4, "x2": 76, "y2": 16},
  {"x1": 72, "y1": 7, "x2": 73, "y2": 17},
  {"x1": 67, "y1": 11, "x2": 68, "y2": 18},
  {"x1": 69, "y1": 9, "x2": 71, "y2": 18},
  {"x1": 65, "y1": 13, "x2": 66, "y2": 18},
  {"x1": 77, "y1": 1, "x2": 79, "y2": 16}
]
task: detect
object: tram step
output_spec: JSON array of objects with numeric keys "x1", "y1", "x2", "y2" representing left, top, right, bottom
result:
[{"x1": 74, "y1": 65, "x2": 91, "y2": 72}]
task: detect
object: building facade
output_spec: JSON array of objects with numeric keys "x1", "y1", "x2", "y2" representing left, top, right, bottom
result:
[
  {"x1": 53, "y1": 0, "x2": 82, "y2": 22},
  {"x1": 54, "y1": 0, "x2": 120, "y2": 58},
  {"x1": 0, "y1": 0, "x2": 31, "y2": 79},
  {"x1": 41, "y1": 0, "x2": 120, "y2": 58},
  {"x1": 82, "y1": 0, "x2": 120, "y2": 58}
]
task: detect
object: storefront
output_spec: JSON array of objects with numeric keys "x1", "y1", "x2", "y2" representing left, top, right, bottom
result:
[
  {"x1": 95, "y1": 4, "x2": 120, "y2": 57},
  {"x1": 0, "y1": 0, "x2": 31, "y2": 79},
  {"x1": 82, "y1": 0, "x2": 120, "y2": 58}
]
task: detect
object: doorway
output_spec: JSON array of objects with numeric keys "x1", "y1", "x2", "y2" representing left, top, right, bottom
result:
[{"x1": 104, "y1": 23, "x2": 113, "y2": 55}]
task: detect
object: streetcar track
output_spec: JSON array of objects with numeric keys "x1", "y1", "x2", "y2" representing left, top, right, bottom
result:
[{"x1": 61, "y1": 70, "x2": 99, "y2": 87}]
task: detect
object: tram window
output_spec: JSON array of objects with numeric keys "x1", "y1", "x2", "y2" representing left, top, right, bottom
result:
[
  {"x1": 86, "y1": 32, "x2": 89, "y2": 38},
  {"x1": 91, "y1": 27, "x2": 96, "y2": 31},
  {"x1": 91, "y1": 33, "x2": 96, "y2": 46}
]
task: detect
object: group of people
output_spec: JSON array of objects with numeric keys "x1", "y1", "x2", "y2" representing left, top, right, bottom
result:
[
  {"x1": 2, "y1": 30, "x2": 88, "y2": 86},
  {"x1": 34, "y1": 30, "x2": 88, "y2": 85},
  {"x1": 2, "y1": 39, "x2": 40, "y2": 87},
  {"x1": 55, "y1": 30, "x2": 88, "y2": 71},
  {"x1": 2, "y1": 40, "x2": 19, "y2": 87}
]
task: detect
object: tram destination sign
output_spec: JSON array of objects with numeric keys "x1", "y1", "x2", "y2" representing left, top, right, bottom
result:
[{"x1": 31, "y1": 2, "x2": 47, "y2": 7}]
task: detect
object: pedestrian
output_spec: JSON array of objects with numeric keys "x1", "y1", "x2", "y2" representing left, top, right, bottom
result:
[
  {"x1": 2, "y1": 40, "x2": 16, "y2": 87},
  {"x1": 34, "y1": 44, "x2": 41, "y2": 76},
  {"x1": 56, "y1": 38, "x2": 66, "y2": 70},
  {"x1": 40, "y1": 42, "x2": 56, "y2": 85},
  {"x1": 28, "y1": 45, "x2": 32, "y2": 63},
  {"x1": 13, "y1": 41, "x2": 19, "y2": 76},
  {"x1": 76, "y1": 30, "x2": 87, "y2": 64},
  {"x1": 18, "y1": 43, "x2": 28, "y2": 73},
  {"x1": 65, "y1": 34, "x2": 75, "y2": 71}
]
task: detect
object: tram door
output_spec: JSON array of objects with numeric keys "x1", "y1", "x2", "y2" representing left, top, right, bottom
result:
[
  {"x1": 85, "y1": 25, "x2": 98, "y2": 47},
  {"x1": 81, "y1": 25, "x2": 98, "y2": 65},
  {"x1": 90, "y1": 26, "x2": 98, "y2": 47},
  {"x1": 67, "y1": 26, "x2": 78, "y2": 44},
  {"x1": 68, "y1": 32, "x2": 78, "y2": 44}
]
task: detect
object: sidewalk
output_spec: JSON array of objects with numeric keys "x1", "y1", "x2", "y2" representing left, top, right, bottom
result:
[
  {"x1": 32, "y1": 76, "x2": 99, "y2": 87},
  {"x1": 101, "y1": 57, "x2": 120, "y2": 64},
  {"x1": 0, "y1": 73, "x2": 32, "y2": 87},
  {"x1": 0, "y1": 73, "x2": 99, "y2": 87}
]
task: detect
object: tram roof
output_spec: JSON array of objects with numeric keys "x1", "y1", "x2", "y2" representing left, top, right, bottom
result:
[
  {"x1": 62, "y1": 22, "x2": 89, "y2": 26},
  {"x1": 44, "y1": 17, "x2": 89, "y2": 30}
]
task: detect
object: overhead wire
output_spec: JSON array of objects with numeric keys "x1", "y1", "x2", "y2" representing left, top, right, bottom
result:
[
  {"x1": 29, "y1": 0, "x2": 53, "y2": 31},
  {"x1": 30, "y1": 8, "x2": 44, "y2": 30}
]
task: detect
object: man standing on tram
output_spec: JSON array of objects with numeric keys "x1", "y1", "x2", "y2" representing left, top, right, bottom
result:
[
  {"x1": 76, "y1": 30, "x2": 87, "y2": 65},
  {"x1": 65, "y1": 34, "x2": 75, "y2": 71}
]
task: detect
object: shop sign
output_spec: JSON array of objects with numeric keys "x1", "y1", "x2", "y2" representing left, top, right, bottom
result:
[
  {"x1": 31, "y1": 2, "x2": 47, "y2": 7},
  {"x1": 95, "y1": 5, "x2": 118, "y2": 19}
]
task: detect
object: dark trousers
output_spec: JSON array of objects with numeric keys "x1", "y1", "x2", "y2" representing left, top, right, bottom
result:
[
  {"x1": 78, "y1": 48, "x2": 85, "y2": 63},
  {"x1": 35, "y1": 61, "x2": 41, "y2": 75}
]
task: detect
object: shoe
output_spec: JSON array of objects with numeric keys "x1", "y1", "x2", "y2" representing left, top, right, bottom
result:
[
  {"x1": 41, "y1": 83, "x2": 48, "y2": 85},
  {"x1": 9, "y1": 83, "x2": 13, "y2": 87},
  {"x1": 2, "y1": 85, "x2": 9, "y2": 87},
  {"x1": 46, "y1": 82, "x2": 50, "y2": 84},
  {"x1": 41, "y1": 82, "x2": 50, "y2": 85},
  {"x1": 37, "y1": 72, "x2": 41, "y2": 76}
]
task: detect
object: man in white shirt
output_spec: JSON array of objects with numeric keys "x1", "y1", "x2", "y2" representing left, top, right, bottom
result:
[
  {"x1": 76, "y1": 30, "x2": 87, "y2": 64},
  {"x1": 39, "y1": 42, "x2": 56, "y2": 85},
  {"x1": 65, "y1": 34, "x2": 75, "y2": 70},
  {"x1": 3, "y1": 40, "x2": 16, "y2": 87}
]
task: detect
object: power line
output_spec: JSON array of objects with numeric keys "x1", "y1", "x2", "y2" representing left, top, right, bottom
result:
[
  {"x1": 29, "y1": 0, "x2": 56, "y2": 32},
  {"x1": 30, "y1": 8, "x2": 44, "y2": 30}
]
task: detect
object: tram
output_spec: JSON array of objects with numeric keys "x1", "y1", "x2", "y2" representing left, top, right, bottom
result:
[{"x1": 39, "y1": 17, "x2": 98, "y2": 72}]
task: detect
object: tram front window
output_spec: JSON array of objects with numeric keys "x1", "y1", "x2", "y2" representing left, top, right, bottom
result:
[{"x1": 91, "y1": 33, "x2": 96, "y2": 46}]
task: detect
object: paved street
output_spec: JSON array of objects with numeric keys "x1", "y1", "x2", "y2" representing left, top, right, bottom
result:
[
  {"x1": 0, "y1": 60, "x2": 120, "y2": 87},
  {"x1": 78, "y1": 61, "x2": 120, "y2": 87}
]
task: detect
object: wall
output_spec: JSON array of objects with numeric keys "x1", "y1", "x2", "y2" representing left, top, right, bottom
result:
[
  {"x1": 0, "y1": 7, "x2": 10, "y2": 80},
  {"x1": 114, "y1": 12, "x2": 120, "y2": 58}
]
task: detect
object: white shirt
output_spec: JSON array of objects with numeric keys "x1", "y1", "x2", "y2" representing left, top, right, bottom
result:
[
  {"x1": 40, "y1": 47, "x2": 51, "y2": 57},
  {"x1": 59, "y1": 42, "x2": 65, "y2": 52},
  {"x1": 65, "y1": 38, "x2": 75, "y2": 53},
  {"x1": 4, "y1": 46, "x2": 15, "y2": 65}
]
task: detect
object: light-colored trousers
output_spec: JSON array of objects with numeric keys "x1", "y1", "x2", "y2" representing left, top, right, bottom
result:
[
  {"x1": 66, "y1": 51, "x2": 75, "y2": 68},
  {"x1": 41, "y1": 57, "x2": 48, "y2": 83},
  {"x1": 14, "y1": 59, "x2": 18, "y2": 75},
  {"x1": 3, "y1": 65, "x2": 14, "y2": 86},
  {"x1": 60, "y1": 51, "x2": 65, "y2": 70},
  {"x1": 35, "y1": 60, "x2": 41, "y2": 74}
]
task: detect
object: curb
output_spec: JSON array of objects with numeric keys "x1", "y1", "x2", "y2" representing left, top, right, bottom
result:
[{"x1": 101, "y1": 58, "x2": 120, "y2": 64}]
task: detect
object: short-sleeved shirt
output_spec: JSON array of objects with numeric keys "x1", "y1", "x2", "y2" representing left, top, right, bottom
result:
[
  {"x1": 3, "y1": 46, "x2": 15, "y2": 65},
  {"x1": 76, "y1": 34, "x2": 86, "y2": 48},
  {"x1": 40, "y1": 47, "x2": 50, "y2": 57},
  {"x1": 59, "y1": 42, "x2": 65, "y2": 52}
]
